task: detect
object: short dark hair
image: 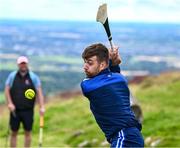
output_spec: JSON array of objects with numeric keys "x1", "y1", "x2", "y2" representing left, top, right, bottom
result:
[{"x1": 82, "y1": 43, "x2": 109, "y2": 64}]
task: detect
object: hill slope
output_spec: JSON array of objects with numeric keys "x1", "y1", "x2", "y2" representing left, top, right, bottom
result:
[
  {"x1": 130, "y1": 71, "x2": 180, "y2": 146},
  {"x1": 0, "y1": 98, "x2": 107, "y2": 147},
  {"x1": 0, "y1": 71, "x2": 180, "y2": 147}
]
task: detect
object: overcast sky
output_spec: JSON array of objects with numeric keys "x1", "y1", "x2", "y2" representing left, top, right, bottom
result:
[{"x1": 0, "y1": 0, "x2": 180, "y2": 23}]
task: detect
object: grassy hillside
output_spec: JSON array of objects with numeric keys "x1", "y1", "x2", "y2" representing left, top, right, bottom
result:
[
  {"x1": 0, "y1": 98, "x2": 107, "y2": 147},
  {"x1": 130, "y1": 71, "x2": 180, "y2": 146},
  {"x1": 0, "y1": 71, "x2": 180, "y2": 147}
]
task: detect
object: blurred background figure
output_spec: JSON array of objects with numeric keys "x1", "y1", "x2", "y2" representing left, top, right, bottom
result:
[{"x1": 4, "y1": 56, "x2": 45, "y2": 147}]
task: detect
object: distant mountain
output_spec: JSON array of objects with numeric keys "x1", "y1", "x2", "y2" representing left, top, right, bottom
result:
[
  {"x1": 0, "y1": 20, "x2": 180, "y2": 56},
  {"x1": 0, "y1": 20, "x2": 180, "y2": 95}
]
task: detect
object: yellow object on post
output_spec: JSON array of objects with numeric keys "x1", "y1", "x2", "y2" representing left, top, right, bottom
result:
[
  {"x1": 40, "y1": 116, "x2": 44, "y2": 127},
  {"x1": 39, "y1": 116, "x2": 44, "y2": 147}
]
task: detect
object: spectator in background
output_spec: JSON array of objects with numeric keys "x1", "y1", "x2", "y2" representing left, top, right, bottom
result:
[{"x1": 5, "y1": 56, "x2": 45, "y2": 147}]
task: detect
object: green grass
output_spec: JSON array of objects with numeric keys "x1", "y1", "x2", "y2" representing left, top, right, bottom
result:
[
  {"x1": 0, "y1": 92, "x2": 5, "y2": 104},
  {"x1": 0, "y1": 97, "x2": 108, "y2": 147},
  {"x1": 0, "y1": 71, "x2": 180, "y2": 147},
  {"x1": 130, "y1": 71, "x2": 180, "y2": 146},
  {"x1": 0, "y1": 62, "x2": 16, "y2": 71}
]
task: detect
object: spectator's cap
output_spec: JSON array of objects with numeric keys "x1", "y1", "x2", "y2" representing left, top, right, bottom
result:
[{"x1": 17, "y1": 56, "x2": 29, "y2": 64}]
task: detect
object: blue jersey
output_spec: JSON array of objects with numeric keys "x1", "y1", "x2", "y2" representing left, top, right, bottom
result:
[{"x1": 81, "y1": 65, "x2": 141, "y2": 141}]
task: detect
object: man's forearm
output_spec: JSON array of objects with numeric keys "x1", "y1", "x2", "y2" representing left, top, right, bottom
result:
[
  {"x1": 39, "y1": 95, "x2": 44, "y2": 108},
  {"x1": 37, "y1": 87, "x2": 45, "y2": 116},
  {"x1": 5, "y1": 86, "x2": 13, "y2": 104},
  {"x1": 5, "y1": 86, "x2": 16, "y2": 111},
  {"x1": 37, "y1": 87, "x2": 45, "y2": 108},
  {"x1": 109, "y1": 60, "x2": 121, "y2": 73},
  {"x1": 108, "y1": 46, "x2": 121, "y2": 73}
]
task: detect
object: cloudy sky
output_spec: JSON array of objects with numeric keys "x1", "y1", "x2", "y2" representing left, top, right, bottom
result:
[{"x1": 0, "y1": 0, "x2": 180, "y2": 23}]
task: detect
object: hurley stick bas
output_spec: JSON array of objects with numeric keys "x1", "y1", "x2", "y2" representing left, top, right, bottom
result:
[
  {"x1": 96, "y1": 3, "x2": 114, "y2": 51},
  {"x1": 38, "y1": 116, "x2": 44, "y2": 148}
]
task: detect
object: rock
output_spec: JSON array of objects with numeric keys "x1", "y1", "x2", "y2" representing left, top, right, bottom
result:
[
  {"x1": 150, "y1": 138, "x2": 161, "y2": 147},
  {"x1": 145, "y1": 136, "x2": 152, "y2": 145},
  {"x1": 92, "y1": 138, "x2": 98, "y2": 144},
  {"x1": 72, "y1": 130, "x2": 85, "y2": 137},
  {"x1": 78, "y1": 140, "x2": 90, "y2": 147},
  {"x1": 100, "y1": 140, "x2": 109, "y2": 146},
  {"x1": 145, "y1": 137, "x2": 162, "y2": 147}
]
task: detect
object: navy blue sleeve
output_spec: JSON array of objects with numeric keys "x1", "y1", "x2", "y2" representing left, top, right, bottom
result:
[{"x1": 109, "y1": 60, "x2": 121, "y2": 73}]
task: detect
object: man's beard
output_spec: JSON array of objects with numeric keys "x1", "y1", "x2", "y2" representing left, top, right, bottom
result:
[
  {"x1": 19, "y1": 69, "x2": 28, "y2": 76},
  {"x1": 85, "y1": 66, "x2": 101, "y2": 78}
]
